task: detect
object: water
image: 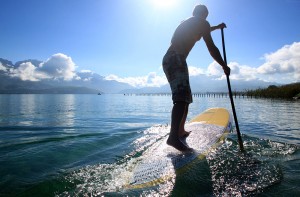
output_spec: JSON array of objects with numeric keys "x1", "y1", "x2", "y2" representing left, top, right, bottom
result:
[{"x1": 0, "y1": 94, "x2": 299, "y2": 196}]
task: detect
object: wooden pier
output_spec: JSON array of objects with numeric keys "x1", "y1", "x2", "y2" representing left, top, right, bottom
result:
[{"x1": 123, "y1": 92, "x2": 253, "y2": 98}]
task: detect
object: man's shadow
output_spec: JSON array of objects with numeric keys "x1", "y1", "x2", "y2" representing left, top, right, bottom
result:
[{"x1": 168, "y1": 149, "x2": 213, "y2": 196}]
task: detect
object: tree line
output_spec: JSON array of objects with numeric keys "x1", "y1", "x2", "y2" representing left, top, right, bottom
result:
[{"x1": 244, "y1": 82, "x2": 300, "y2": 99}]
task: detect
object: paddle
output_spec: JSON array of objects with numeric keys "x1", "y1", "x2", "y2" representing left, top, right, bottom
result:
[{"x1": 221, "y1": 28, "x2": 244, "y2": 152}]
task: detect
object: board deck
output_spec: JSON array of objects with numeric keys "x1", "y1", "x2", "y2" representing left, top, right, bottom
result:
[{"x1": 126, "y1": 108, "x2": 232, "y2": 189}]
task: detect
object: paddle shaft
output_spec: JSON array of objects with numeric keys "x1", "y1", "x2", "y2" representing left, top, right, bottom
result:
[{"x1": 221, "y1": 28, "x2": 244, "y2": 152}]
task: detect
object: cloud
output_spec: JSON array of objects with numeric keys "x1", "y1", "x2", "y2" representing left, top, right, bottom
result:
[
  {"x1": 10, "y1": 53, "x2": 78, "y2": 81},
  {"x1": 257, "y1": 42, "x2": 300, "y2": 82},
  {"x1": 228, "y1": 62, "x2": 258, "y2": 81},
  {"x1": 207, "y1": 61, "x2": 223, "y2": 76},
  {"x1": 194, "y1": 42, "x2": 300, "y2": 84},
  {"x1": 39, "y1": 53, "x2": 77, "y2": 80},
  {"x1": 11, "y1": 62, "x2": 50, "y2": 81},
  {"x1": 0, "y1": 62, "x2": 7, "y2": 72},
  {"x1": 5, "y1": 41, "x2": 299, "y2": 86},
  {"x1": 80, "y1": 70, "x2": 93, "y2": 73},
  {"x1": 188, "y1": 66, "x2": 205, "y2": 76},
  {"x1": 205, "y1": 61, "x2": 256, "y2": 81},
  {"x1": 105, "y1": 72, "x2": 168, "y2": 88}
]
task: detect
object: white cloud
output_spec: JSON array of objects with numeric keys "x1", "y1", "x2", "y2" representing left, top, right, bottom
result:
[
  {"x1": 39, "y1": 53, "x2": 77, "y2": 80},
  {"x1": 6, "y1": 41, "x2": 299, "y2": 86},
  {"x1": 207, "y1": 61, "x2": 223, "y2": 76},
  {"x1": 11, "y1": 62, "x2": 49, "y2": 81},
  {"x1": 197, "y1": 42, "x2": 300, "y2": 84},
  {"x1": 80, "y1": 70, "x2": 93, "y2": 73},
  {"x1": 256, "y1": 42, "x2": 300, "y2": 82},
  {"x1": 188, "y1": 66, "x2": 205, "y2": 76},
  {"x1": 105, "y1": 72, "x2": 168, "y2": 88},
  {"x1": 0, "y1": 62, "x2": 7, "y2": 72},
  {"x1": 10, "y1": 53, "x2": 78, "y2": 81},
  {"x1": 104, "y1": 74, "x2": 120, "y2": 81},
  {"x1": 192, "y1": 61, "x2": 257, "y2": 82},
  {"x1": 228, "y1": 62, "x2": 258, "y2": 81}
]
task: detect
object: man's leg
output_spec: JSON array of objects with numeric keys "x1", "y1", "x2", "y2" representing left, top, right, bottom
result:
[
  {"x1": 167, "y1": 102, "x2": 191, "y2": 151},
  {"x1": 178, "y1": 104, "x2": 191, "y2": 138}
]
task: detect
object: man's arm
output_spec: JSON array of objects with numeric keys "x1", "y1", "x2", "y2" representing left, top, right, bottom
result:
[
  {"x1": 210, "y1": 23, "x2": 226, "y2": 32},
  {"x1": 203, "y1": 24, "x2": 230, "y2": 75}
]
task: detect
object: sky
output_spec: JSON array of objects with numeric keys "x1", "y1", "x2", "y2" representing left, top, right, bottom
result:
[{"x1": 1, "y1": 0, "x2": 300, "y2": 87}]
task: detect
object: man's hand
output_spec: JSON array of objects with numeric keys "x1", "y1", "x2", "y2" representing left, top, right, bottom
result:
[
  {"x1": 218, "y1": 23, "x2": 227, "y2": 29},
  {"x1": 223, "y1": 65, "x2": 231, "y2": 76},
  {"x1": 210, "y1": 23, "x2": 227, "y2": 32}
]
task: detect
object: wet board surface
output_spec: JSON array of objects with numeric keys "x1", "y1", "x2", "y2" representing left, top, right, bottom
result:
[{"x1": 126, "y1": 108, "x2": 232, "y2": 189}]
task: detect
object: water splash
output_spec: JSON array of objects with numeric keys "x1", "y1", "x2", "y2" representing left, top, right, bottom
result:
[
  {"x1": 56, "y1": 127, "x2": 298, "y2": 196},
  {"x1": 207, "y1": 133, "x2": 298, "y2": 196},
  {"x1": 57, "y1": 124, "x2": 170, "y2": 196}
]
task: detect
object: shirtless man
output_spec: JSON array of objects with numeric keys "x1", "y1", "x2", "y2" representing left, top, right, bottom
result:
[{"x1": 162, "y1": 4, "x2": 231, "y2": 151}]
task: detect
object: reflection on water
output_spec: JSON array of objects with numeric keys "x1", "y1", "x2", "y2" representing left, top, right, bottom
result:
[
  {"x1": 52, "y1": 94, "x2": 76, "y2": 127},
  {"x1": 19, "y1": 94, "x2": 36, "y2": 126},
  {"x1": 0, "y1": 94, "x2": 76, "y2": 127}
]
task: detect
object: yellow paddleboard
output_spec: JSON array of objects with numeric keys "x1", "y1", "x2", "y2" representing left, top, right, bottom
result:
[{"x1": 126, "y1": 108, "x2": 232, "y2": 189}]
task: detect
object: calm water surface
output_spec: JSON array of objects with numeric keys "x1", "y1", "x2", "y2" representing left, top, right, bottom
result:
[{"x1": 0, "y1": 94, "x2": 299, "y2": 196}]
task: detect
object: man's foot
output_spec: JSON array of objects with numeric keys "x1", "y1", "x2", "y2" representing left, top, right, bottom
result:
[
  {"x1": 167, "y1": 136, "x2": 192, "y2": 152},
  {"x1": 179, "y1": 131, "x2": 192, "y2": 138}
]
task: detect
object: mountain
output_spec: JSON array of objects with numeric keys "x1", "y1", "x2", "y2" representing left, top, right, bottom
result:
[
  {"x1": 120, "y1": 75, "x2": 276, "y2": 94},
  {"x1": 189, "y1": 75, "x2": 277, "y2": 92},
  {"x1": 37, "y1": 71, "x2": 133, "y2": 93},
  {"x1": 0, "y1": 58, "x2": 133, "y2": 94},
  {"x1": 0, "y1": 58, "x2": 14, "y2": 73},
  {"x1": 120, "y1": 85, "x2": 171, "y2": 94},
  {"x1": 0, "y1": 58, "x2": 278, "y2": 94}
]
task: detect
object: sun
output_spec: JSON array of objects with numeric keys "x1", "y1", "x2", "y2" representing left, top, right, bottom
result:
[{"x1": 151, "y1": 0, "x2": 177, "y2": 8}]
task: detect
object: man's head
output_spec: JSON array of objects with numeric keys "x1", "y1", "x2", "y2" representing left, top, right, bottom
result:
[{"x1": 193, "y1": 4, "x2": 208, "y2": 19}]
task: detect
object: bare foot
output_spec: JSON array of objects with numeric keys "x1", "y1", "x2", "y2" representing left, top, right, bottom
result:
[
  {"x1": 179, "y1": 131, "x2": 192, "y2": 138},
  {"x1": 167, "y1": 136, "x2": 192, "y2": 152}
]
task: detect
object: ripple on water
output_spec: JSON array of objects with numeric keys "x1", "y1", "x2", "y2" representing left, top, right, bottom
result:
[{"x1": 52, "y1": 128, "x2": 299, "y2": 196}]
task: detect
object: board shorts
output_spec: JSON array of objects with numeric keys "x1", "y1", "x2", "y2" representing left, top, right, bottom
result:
[{"x1": 162, "y1": 51, "x2": 193, "y2": 104}]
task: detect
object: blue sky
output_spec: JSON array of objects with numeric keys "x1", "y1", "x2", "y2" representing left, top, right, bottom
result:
[{"x1": 1, "y1": 0, "x2": 299, "y2": 87}]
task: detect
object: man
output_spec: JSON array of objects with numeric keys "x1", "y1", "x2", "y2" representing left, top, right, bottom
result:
[{"x1": 162, "y1": 4, "x2": 231, "y2": 151}]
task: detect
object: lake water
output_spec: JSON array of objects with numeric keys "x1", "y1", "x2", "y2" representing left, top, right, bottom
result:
[{"x1": 0, "y1": 94, "x2": 299, "y2": 196}]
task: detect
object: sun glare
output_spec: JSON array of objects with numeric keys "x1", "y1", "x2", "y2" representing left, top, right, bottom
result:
[{"x1": 151, "y1": 0, "x2": 176, "y2": 8}]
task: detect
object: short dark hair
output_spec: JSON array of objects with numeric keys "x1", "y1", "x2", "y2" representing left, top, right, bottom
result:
[{"x1": 193, "y1": 4, "x2": 208, "y2": 17}]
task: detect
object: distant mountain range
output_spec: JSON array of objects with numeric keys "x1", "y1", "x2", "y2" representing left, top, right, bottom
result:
[
  {"x1": 0, "y1": 58, "x2": 133, "y2": 94},
  {"x1": 0, "y1": 58, "x2": 277, "y2": 94}
]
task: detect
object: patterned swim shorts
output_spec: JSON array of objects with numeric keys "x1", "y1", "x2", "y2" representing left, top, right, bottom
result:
[{"x1": 162, "y1": 51, "x2": 193, "y2": 104}]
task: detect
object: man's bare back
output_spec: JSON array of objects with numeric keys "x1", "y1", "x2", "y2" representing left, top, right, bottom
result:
[{"x1": 167, "y1": 16, "x2": 210, "y2": 59}]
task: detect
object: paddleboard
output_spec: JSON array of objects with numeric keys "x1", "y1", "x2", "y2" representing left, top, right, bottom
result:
[{"x1": 126, "y1": 108, "x2": 232, "y2": 189}]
